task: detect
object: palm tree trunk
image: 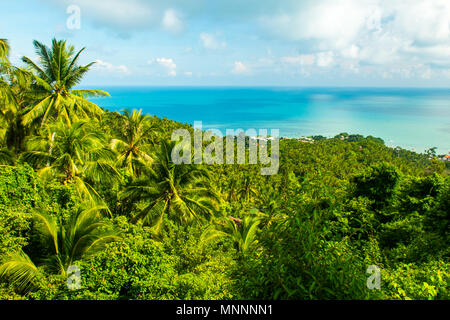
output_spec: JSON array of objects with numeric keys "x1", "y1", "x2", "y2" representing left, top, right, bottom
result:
[{"x1": 47, "y1": 131, "x2": 56, "y2": 167}]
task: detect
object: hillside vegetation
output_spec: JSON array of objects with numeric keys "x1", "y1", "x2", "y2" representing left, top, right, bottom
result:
[{"x1": 0, "y1": 39, "x2": 448, "y2": 300}]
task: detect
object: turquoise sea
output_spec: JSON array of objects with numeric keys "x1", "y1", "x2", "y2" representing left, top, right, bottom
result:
[{"x1": 90, "y1": 87, "x2": 450, "y2": 154}]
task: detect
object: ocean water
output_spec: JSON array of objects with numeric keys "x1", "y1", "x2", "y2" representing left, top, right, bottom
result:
[{"x1": 90, "y1": 87, "x2": 450, "y2": 154}]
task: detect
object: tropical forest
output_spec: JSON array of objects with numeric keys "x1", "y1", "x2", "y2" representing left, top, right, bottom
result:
[{"x1": 0, "y1": 39, "x2": 448, "y2": 300}]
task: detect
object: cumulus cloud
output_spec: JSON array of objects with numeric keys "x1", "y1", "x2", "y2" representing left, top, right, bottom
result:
[
  {"x1": 45, "y1": 0, "x2": 186, "y2": 36},
  {"x1": 150, "y1": 58, "x2": 177, "y2": 76},
  {"x1": 232, "y1": 61, "x2": 250, "y2": 75},
  {"x1": 281, "y1": 54, "x2": 316, "y2": 66},
  {"x1": 49, "y1": 0, "x2": 156, "y2": 31},
  {"x1": 92, "y1": 59, "x2": 130, "y2": 74},
  {"x1": 261, "y1": 0, "x2": 450, "y2": 69},
  {"x1": 341, "y1": 45, "x2": 360, "y2": 59},
  {"x1": 260, "y1": 0, "x2": 377, "y2": 46},
  {"x1": 390, "y1": 0, "x2": 450, "y2": 46},
  {"x1": 162, "y1": 9, "x2": 184, "y2": 33},
  {"x1": 259, "y1": 0, "x2": 449, "y2": 79},
  {"x1": 44, "y1": 0, "x2": 450, "y2": 81},
  {"x1": 316, "y1": 51, "x2": 335, "y2": 67},
  {"x1": 200, "y1": 33, "x2": 227, "y2": 50},
  {"x1": 281, "y1": 52, "x2": 334, "y2": 69}
]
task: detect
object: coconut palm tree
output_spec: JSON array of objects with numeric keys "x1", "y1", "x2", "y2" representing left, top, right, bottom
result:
[
  {"x1": 111, "y1": 109, "x2": 156, "y2": 178},
  {"x1": 121, "y1": 140, "x2": 218, "y2": 232},
  {"x1": 0, "y1": 148, "x2": 14, "y2": 165},
  {"x1": 236, "y1": 174, "x2": 259, "y2": 202},
  {"x1": 21, "y1": 121, "x2": 120, "y2": 205},
  {"x1": 0, "y1": 39, "x2": 11, "y2": 112},
  {"x1": 199, "y1": 214, "x2": 261, "y2": 254},
  {"x1": 1, "y1": 68, "x2": 42, "y2": 154},
  {"x1": 0, "y1": 205, "x2": 120, "y2": 294},
  {"x1": 0, "y1": 40, "x2": 26, "y2": 158},
  {"x1": 21, "y1": 39, "x2": 109, "y2": 127},
  {"x1": 0, "y1": 39, "x2": 9, "y2": 62}
]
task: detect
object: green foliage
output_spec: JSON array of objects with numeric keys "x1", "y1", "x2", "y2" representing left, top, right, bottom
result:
[
  {"x1": 0, "y1": 164, "x2": 43, "y2": 210},
  {"x1": 110, "y1": 109, "x2": 156, "y2": 178},
  {"x1": 0, "y1": 211, "x2": 31, "y2": 256},
  {"x1": 0, "y1": 39, "x2": 9, "y2": 62},
  {"x1": 353, "y1": 162, "x2": 400, "y2": 210},
  {"x1": 21, "y1": 39, "x2": 109, "y2": 127},
  {"x1": 121, "y1": 140, "x2": 218, "y2": 231},
  {"x1": 0, "y1": 205, "x2": 120, "y2": 295},
  {"x1": 0, "y1": 251, "x2": 40, "y2": 294},
  {"x1": 0, "y1": 37, "x2": 448, "y2": 300},
  {"x1": 234, "y1": 206, "x2": 377, "y2": 300},
  {"x1": 200, "y1": 214, "x2": 261, "y2": 254},
  {"x1": 381, "y1": 261, "x2": 449, "y2": 300},
  {"x1": 30, "y1": 218, "x2": 236, "y2": 300}
]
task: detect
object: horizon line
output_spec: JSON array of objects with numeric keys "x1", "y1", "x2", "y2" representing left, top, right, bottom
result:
[{"x1": 84, "y1": 84, "x2": 450, "y2": 90}]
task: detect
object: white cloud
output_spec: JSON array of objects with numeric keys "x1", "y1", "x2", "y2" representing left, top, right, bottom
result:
[
  {"x1": 340, "y1": 60, "x2": 360, "y2": 74},
  {"x1": 151, "y1": 57, "x2": 177, "y2": 76},
  {"x1": 258, "y1": 0, "x2": 450, "y2": 75},
  {"x1": 341, "y1": 45, "x2": 360, "y2": 59},
  {"x1": 260, "y1": 0, "x2": 379, "y2": 47},
  {"x1": 232, "y1": 61, "x2": 250, "y2": 74},
  {"x1": 200, "y1": 33, "x2": 226, "y2": 50},
  {"x1": 93, "y1": 59, "x2": 130, "y2": 74},
  {"x1": 45, "y1": 0, "x2": 450, "y2": 81},
  {"x1": 162, "y1": 9, "x2": 183, "y2": 33},
  {"x1": 316, "y1": 51, "x2": 335, "y2": 67},
  {"x1": 46, "y1": 0, "x2": 187, "y2": 36},
  {"x1": 421, "y1": 68, "x2": 432, "y2": 79},
  {"x1": 52, "y1": 0, "x2": 155, "y2": 31},
  {"x1": 281, "y1": 54, "x2": 316, "y2": 66},
  {"x1": 379, "y1": 63, "x2": 435, "y2": 79},
  {"x1": 391, "y1": 0, "x2": 450, "y2": 46}
]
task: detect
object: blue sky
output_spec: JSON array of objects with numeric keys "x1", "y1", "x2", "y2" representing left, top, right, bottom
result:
[{"x1": 2, "y1": 0, "x2": 450, "y2": 87}]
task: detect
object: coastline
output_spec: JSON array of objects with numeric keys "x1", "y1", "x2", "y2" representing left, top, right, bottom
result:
[{"x1": 90, "y1": 86, "x2": 450, "y2": 155}]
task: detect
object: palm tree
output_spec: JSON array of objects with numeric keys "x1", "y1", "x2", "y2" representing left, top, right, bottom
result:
[
  {"x1": 0, "y1": 205, "x2": 120, "y2": 294},
  {"x1": 0, "y1": 148, "x2": 14, "y2": 165},
  {"x1": 0, "y1": 39, "x2": 25, "y2": 158},
  {"x1": 21, "y1": 121, "x2": 120, "y2": 205},
  {"x1": 199, "y1": 215, "x2": 261, "y2": 254},
  {"x1": 21, "y1": 39, "x2": 109, "y2": 127},
  {"x1": 120, "y1": 140, "x2": 218, "y2": 232},
  {"x1": 0, "y1": 39, "x2": 9, "y2": 62},
  {"x1": 218, "y1": 167, "x2": 259, "y2": 203},
  {"x1": 0, "y1": 38, "x2": 11, "y2": 112},
  {"x1": 1, "y1": 68, "x2": 41, "y2": 154},
  {"x1": 236, "y1": 174, "x2": 259, "y2": 202},
  {"x1": 111, "y1": 109, "x2": 156, "y2": 178}
]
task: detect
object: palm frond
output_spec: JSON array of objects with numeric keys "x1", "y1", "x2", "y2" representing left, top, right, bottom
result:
[
  {"x1": 198, "y1": 225, "x2": 229, "y2": 249},
  {"x1": 22, "y1": 96, "x2": 53, "y2": 126},
  {"x1": 0, "y1": 251, "x2": 39, "y2": 294},
  {"x1": 0, "y1": 148, "x2": 14, "y2": 165},
  {"x1": 33, "y1": 212, "x2": 60, "y2": 255},
  {"x1": 71, "y1": 89, "x2": 110, "y2": 98},
  {"x1": 0, "y1": 39, "x2": 10, "y2": 62}
]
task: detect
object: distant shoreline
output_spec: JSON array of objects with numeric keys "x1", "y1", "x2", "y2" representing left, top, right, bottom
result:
[
  {"x1": 87, "y1": 85, "x2": 450, "y2": 90},
  {"x1": 91, "y1": 86, "x2": 450, "y2": 155}
]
